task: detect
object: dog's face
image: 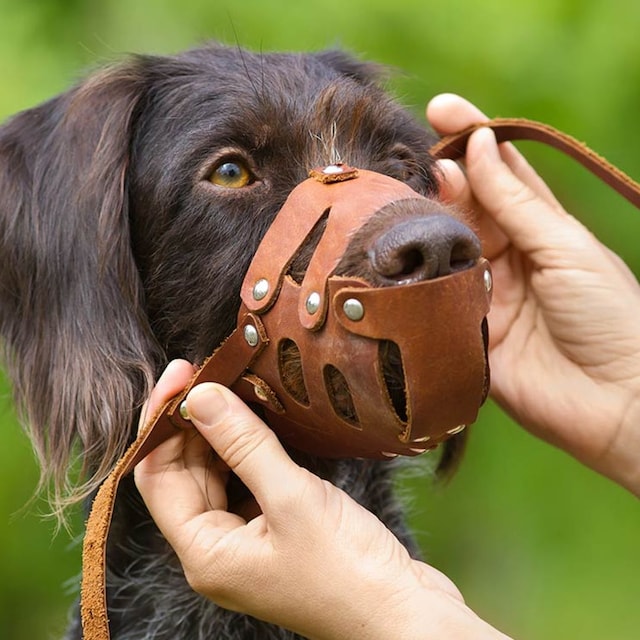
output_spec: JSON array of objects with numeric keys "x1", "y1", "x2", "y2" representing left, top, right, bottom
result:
[
  {"x1": 127, "y1": 48, "x2": 450, "y2": 361},
  {"x1": 0, "y1": 45, "x2": 478, "y2": 510}
]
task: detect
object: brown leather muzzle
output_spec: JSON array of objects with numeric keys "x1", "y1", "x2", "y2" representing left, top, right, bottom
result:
[{"x1": 218, "y1": 165, "x2": 493, "y2": 458}]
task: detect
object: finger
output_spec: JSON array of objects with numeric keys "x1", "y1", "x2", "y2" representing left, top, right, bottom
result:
[
  {"x1": 185, "y1": 383, "x2": 305, "y2": 511},
  {"x1": 427, "y1": 93, "x2": 560, "y2": 208},
  {"x1": 436, "y1": 158, "x2": 509, "y2": 261},
  {"x1": 135, "y1": 427, "x2": 236, "y2": 547},
  {"x1": 497, "y1": 140, "x2": 563, "y2": 209},
  {"x1": 435, "y1": 158, "x2": 471, "y2": 205},
  {"x1": 138, "y1": 359, "x2": 196, "y2": 433},
  {"x1": 465, "y1": 126, "x2": 580, "y2": 258},
  {"x1": 135, "y1": 361, "x2": 230, "y2": 543},
  {"x1": 136, "y1": 359, "x2": 197, "y2": 472},
  {"x1": 426, "y1": 93, "x2": 488, "y2": 135}
]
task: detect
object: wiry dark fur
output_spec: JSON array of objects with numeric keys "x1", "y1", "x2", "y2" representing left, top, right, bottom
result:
[{"x1": 0, "y1": 44, "x2": 472, "y2": 639}]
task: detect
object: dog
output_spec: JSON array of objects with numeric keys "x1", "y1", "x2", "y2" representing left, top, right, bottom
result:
[{"x1": 0, "y1": 44, "x2": 481, "y2": 639}]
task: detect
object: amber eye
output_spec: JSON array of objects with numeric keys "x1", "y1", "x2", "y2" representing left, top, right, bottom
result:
[{"x1": 209, "y1": 159, "x2": 253, "y2": 188}]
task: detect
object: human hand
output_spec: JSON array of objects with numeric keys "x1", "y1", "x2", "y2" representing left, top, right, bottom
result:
[
  {"x1": 427, "y1": 94, "x2": 640, "y2": 496},
  {"x1": 134, "y1": 361, "x2": 511, "y2": 640}
]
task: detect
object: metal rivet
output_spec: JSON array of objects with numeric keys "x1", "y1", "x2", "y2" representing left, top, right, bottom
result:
[
  {"x1": 483, "y1": 269, "x2": 492, "y2": 292},
  {"x1": 306, "y1": 291, "x2": 321, "y2": 315},
  {"x1": 409, "y1": 447, "x2": 429, "y2": 454},
  {"x1": 412, "y1": 435, "x2": 431, "y2": 443},
  {"x1": 252, "y1": 278, "x2": 270, "y2": 301},
  {"x1": 179, "y1": 400, "x2": 191, "y2": 421},
  {"x1": 343, "y1": 298, "x2": 364, "y2": 321},
  {"x1": 446, "y1": 424, "x2": 466, "y2": 435},
  {"x1": 254, "y1": 385, "x2": 269, "y2": 402},
  {"x1": 381, "y1": 451, "x2": 399, "y2": 459},
  {"x1": 244, "y1": 324, "x2": 259, "y2": 347}
]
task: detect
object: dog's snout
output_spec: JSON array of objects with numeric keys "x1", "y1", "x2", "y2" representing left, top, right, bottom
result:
[{"x1": 369, "y1": 214, "x2": 481, "y2": 283}]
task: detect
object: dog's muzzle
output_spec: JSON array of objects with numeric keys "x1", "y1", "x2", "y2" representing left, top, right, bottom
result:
[{"x1": 194, "y1": 164, "x2": 493, "y2": 458}]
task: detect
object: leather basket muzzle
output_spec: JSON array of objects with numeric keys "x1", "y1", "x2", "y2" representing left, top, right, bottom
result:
[{"x1": 229, "y1": 165, "x2": 493, "y2": 458}]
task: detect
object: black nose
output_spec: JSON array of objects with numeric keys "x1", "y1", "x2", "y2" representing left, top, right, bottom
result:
[{"x1": 369, "y1": 215, "x2": 481, "y2": 283}]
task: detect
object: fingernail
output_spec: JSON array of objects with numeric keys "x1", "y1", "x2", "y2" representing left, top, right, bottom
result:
[{"x1": 186, "y1": 383, "x2": 229, "y2": 426}]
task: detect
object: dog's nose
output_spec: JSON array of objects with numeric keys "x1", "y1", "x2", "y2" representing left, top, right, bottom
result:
[{"x1": 369, "y1": 215, "x2": 481, "y2": 283}]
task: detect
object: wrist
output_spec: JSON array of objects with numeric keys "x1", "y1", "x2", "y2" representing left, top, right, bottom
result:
[
  {"x1": 319, "y1": 561, "x2": 512, "y2": 640},
  {"x1": 603, "y1": 389, "x2": 640, "y2": 497}
]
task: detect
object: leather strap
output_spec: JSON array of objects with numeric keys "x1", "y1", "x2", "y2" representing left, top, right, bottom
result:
[
  {"x1": 430, "y1": 118, "x2": 640, "y2": 208},
  {"x1": 81, "y1": 314, "x2": 268, "y2": 640},
  {"x1": 80, "y1": 117, "x2": 640, "y2": 640}
]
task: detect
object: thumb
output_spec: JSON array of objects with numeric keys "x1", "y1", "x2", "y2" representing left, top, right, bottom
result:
[{"x1": 185, "y1": 383, "x2": 304, "y2": 510}]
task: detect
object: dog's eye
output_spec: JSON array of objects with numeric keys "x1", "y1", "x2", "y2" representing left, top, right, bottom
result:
[{"x1": 209, "y1": 160, "x2": 253, "y2": 188}]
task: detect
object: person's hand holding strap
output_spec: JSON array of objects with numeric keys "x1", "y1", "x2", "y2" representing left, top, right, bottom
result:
[
  {"x1": 135, "y1": 361, "x2": 511, "y2": 640},
  {"x1": 427, "y1": 94, "x2": 640, "y2": 496}
]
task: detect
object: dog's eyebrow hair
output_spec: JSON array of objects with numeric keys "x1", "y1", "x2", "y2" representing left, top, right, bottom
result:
[{"x1": 309, "y1": 122, "x2": 343, "y2": 165}]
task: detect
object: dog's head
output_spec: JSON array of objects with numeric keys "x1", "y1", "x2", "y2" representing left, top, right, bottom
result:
[{"x1": 0, "y1": 44, "x2": 486, "y2": 510}]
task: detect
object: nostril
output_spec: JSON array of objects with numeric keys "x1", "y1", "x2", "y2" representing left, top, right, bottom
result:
[
  {"x1": 370, "y1": 215, "x2": 481, "y2": 283},
  {"x1": 396, "y1": 247, "x2": 425, "y2": 277},
  {"x1": 372, "y1": 243, "x2": 426, "y2": 279},
  {"x1": 450, "y1": 238, "x2": 480, "y2": 273}
]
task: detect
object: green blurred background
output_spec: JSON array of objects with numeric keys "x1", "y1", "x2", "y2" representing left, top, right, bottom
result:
[{"x1": 1, "y1": 0, "x2": 639, "y2": 638}]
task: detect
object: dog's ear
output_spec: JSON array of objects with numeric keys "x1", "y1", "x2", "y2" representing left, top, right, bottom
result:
[{"x1": 0, "y1": 62, "x2": 163, "y2": 514}]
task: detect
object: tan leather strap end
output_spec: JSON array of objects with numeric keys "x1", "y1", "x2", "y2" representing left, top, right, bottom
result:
[
  {"x1": 80, "y1": 313, "x2": 268, "y2": 640},
  {"x1": 430, "y1": 118, "x2": 640, "y2": 208}
]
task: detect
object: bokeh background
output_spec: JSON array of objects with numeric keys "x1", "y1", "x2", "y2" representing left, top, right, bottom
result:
[{"x1": 1, "y1": 0, "x2": 639, "y2": 638}]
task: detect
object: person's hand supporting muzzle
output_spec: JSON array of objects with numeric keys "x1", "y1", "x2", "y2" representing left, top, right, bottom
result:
[
  {"x1": 134, "y1": 360, "x2": 512, "y2": 640},
  {"x1": 427, "y1": 94, "x2": 640, "y2": 496}
]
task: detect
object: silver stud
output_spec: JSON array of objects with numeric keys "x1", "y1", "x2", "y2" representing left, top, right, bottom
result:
[
  {"x1": 254, "y1": 385, "x2": 268, "y2": 402},
  {"x1": 412, "y1": 435, "x2": 431, "y2": 443},
  {"x1": 179, "y1": 400, "x2": 191, "y2": 421},
  {"x1": 446, "y1": 424, "x2": 466, "y2": 435},
  {"x1": 409, "y1": 447, "x2": 429, "y2": 454},
  {"x1": 343, "y1": 298, "x2": 364, "y2": 321},
  {"x1": 244, "y1": 324, "x2": 259, "y2": 347},
  {"x1": 381, "y1": 451, "x2": 399, "y2": 459},
  {"x1": 305, "y1": 291, "x2": 321, "y2": 315},
  {"x1": 483, "y1": 269, "x2": 492, "y2": 293},
  {"x1": 252, "y1": 278, "x2": 270, "y2": 301}
]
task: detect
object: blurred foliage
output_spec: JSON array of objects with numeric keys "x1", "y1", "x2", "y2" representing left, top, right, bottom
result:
[{"x1": 1, "y1": 0, "x2": 639, "y2": 638}]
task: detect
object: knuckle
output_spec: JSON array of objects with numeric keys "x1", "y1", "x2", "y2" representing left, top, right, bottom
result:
[{"x1": 216, "y1": 418, "x2": 272, "y2": 470}]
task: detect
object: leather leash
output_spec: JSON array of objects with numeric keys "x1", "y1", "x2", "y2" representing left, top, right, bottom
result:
[
  {"x1": 430, "y1": 118, "x2": 640, "y2": 208},
  {"x1": 81, "y1": 117, "x2": 640, "y2": 640}
]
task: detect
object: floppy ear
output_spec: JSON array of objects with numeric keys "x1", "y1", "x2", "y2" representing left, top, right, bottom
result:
[{"x1": 0, "y1": 63, "x2": 163, "y2": 514}]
